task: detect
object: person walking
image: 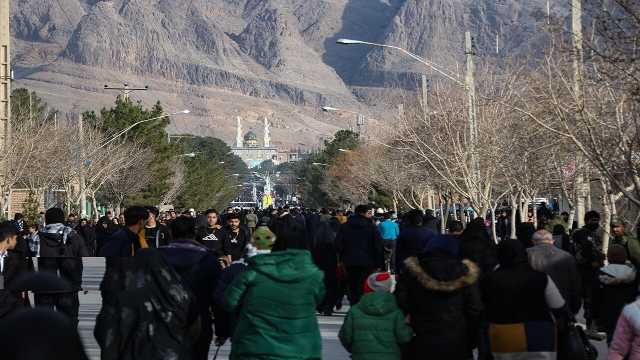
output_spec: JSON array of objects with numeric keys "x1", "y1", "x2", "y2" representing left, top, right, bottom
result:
[
  {"x1": 396, "y1": 234, "x2": 482, "y2": 359},
  {"x1": 223, "y1": 242, "x2": 325, "y2": 359},
  {"x1": 335, "y1": 204, "x2": 384, "y2": 305},
  {"x1": 221, "y1": 213, "x2": 251, "y2": 263},
  {"x1": 573, "y1": 210, "x2": 606, "y2": 337},
  {"x1": 34, "y1": 208, "x2": 88, "y2": 325},
  {"x1": 482, "y1": 239, "x2": 566, "y2": 360},
  {"x1": 610, "y1": 217, "x2": 640, "y2": 269},
  {"x1": 608, "y1": 298, "x2": 640, "y2": 359},
  {"x1": 158, "y1": 216, "x2": 220, "y2": 360},
  {"x1": 527, "y1": 229, "x2": 582, "y2": 315},
  {"x1": 593, "y1": 244, "x2": 637, "y2": 344},
  {"x1": 339, "y1": 272, "x2": 413, "y2": 360},
  {"x1": 312, "y1": 217, "x2": 341, "y2": 316},
  {"x1": 378, "y1": 212, "x2": 400, "y2": 271},
  {"x1": 144, "y1": 206, "x2": 172, "y2": 248},
  {"x1": 459, "y1": 218, "x2": 498, "y2": 277},
  {"x1": 0, "y1": 221, "x2": 27, "y2": 319},
  {"x1": 75, "y1": 218, "x2": 96, "y2": 256},
  {"x1": 98, "y1": 206, "x2": 149, "y2": 257},
  {"x1": 394, "y1": 209, "x2": 436, "y2": 274},
  {"x1": 244, "y1": 208, "x2": 258, "y2": 237},
  {"x1": 195, "y1": 209, "x2": 226, "y2": 257}
]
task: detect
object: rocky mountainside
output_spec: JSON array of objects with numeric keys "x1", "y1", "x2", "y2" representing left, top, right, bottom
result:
[{"x1": 10, "y1": 0, "x2": 562, "y2": 148}]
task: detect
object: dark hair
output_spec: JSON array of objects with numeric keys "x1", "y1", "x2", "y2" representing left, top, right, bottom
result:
[
  {"x1": 124, "y1": 206, "x2": 149, "y2": 226},
  {"x1": 68, "y1": 213, "x2": 77, "y2": 218},
  {"x1": 585, "y1": 210, "x2": 600, "y2": 222},
  {"x1": 561, "y1": 211, "x2": 569, "y2": 216},
  {"x1": 204, "y1": 209, "x2": 218, "y2": 216},
  {"x1": 0, "y1": 221, "x2": 18, "y2": 242},
  {"x1": 448, "y1": 220, "x2": 464, "y2": 233},
  {"x1": 354, "y1": 204, "x2": 372, "y2": 215},
  {"x1": 169, "y1": 217, "x2": 196, "y2": 239},
  {"x1": 552, "y1": 224, "x2": 566, "y2": 235},
  {"x1": 404, "y1": 209, "x2": 424, "y2": 227},
  {"x1": 226, "y1": 212, "x2": 240, "y2": 221},
  {"x1": 145, "y1": 206, "x2": 159, "y2": 217},
  {"x1": 13, "y1": 213, "x2": 23, "y2": 221},
  {"x1": 45, "y1": 208, "x2": 65, "y2": 225}
]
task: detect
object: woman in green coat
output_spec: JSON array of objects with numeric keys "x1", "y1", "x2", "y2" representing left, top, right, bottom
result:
[{"x1": 224, "y1": 248, "x2": 325, "y2": 359}]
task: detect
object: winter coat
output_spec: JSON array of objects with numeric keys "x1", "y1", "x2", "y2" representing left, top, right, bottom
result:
[
  {"x1": 99, "y1": 227, "x2": 145, "y2": 257},
  {"x1": 0, "y1": 251, "x2": 28, "y2": 318},
  {"x1": 75, "y1": 224, "x2": 97, "y2": 256},
  {"x1": 482, "y1": 263, "x2": 565, "y2": 360},
  {"x1": 159, "y1": 240, "x2": 220, "y2": 327},
  {"x1": 245, "y1": 213, "x2": 258, "y2": 228},
  {"x1": 220, "y1": 226, "x2": 251, "y2": 261},
  {"x1": 611, "y1": 234, "x2": 640, "y2": 270},
  {"x1": 95, "y1": 216, "x2": 119, "y2": 253},
  {"x1": 339, "y1": 291, "x2": 413, "y2": 360},
  {"x1": 608, "y1": 299, "x2": 640, "y2": 360},
  {"x1": 335, "y1": 215, "x2": 384, "y2": 269},
  {"x1": 395, "y1": 253, "x2": 482, "y2": 360},
  {"x1": 593, "y1": 262, "x2": 637, "y2": 337},
  {"x1": 144, "y1": 224, "x2": 172, "y2": 249},
  {"x1": 213, "y1": 258, "x2": 250, "y2": 338},
  {"x1": 394, "y1": 225, "x2": 436, "y2": 273},
  {"x1": 527, "y1": 243, "x2": 581, "y2": 314},
  {"x1": 378, "y1": 220, "x2": 400, "y2": 241},
  {"x1": 36, "y1": 223, "x2": 88, "y2": 291},
  {"x1": 459, "y1": 219, "x2": 498, "y2": 276},
  {"x1": 224, "y1": 249, "x2": 325, "y2": 360}
]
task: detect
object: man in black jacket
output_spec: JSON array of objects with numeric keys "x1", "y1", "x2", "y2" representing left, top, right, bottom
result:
[
  {"x1": 159, "y1": 217, "x2": 220, "y2": 360},
  {"x1": 221, "y1": 213, "x2": 250, "y2": 262},
  {"x1": 144, "y1": 206, "x2": 172, "y2": 248},
  {"x1": 34, "y1": 207, "x2": 88, "y2": 325},
  {"x1": 335, "y1": 204, "x2": 384, "y2": 305},
  {"x1": 99, "y1": 206, "x2": 149, "y2": 257},
  {"x1": 0, "y1": 221, "x2": 27, "y2": 319},
  {"x1": 195, "y1": 209, "x2": 225, "y2": 256}
]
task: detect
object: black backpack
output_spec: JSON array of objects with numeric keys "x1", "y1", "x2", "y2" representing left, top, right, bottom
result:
[{"x1": 94, "y1": 249, "x2": 199, "y2": 360}]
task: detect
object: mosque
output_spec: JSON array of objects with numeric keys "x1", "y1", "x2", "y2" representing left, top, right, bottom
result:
[{"x1": 231, "y1": 117, "x2": 278, "y2": 168}]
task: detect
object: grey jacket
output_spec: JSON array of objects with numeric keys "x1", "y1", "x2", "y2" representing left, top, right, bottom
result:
[{"x1": 527, "y1": 243, "x2": 581, "y2": 314}]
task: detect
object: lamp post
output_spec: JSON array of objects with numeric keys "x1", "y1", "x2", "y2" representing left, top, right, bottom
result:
[
  {"x1": 322, "y1": 106, "x2": 367, "y2": 134},
  {"x1": 336, "y1": 34, "x2": 480, "y2": 195}
]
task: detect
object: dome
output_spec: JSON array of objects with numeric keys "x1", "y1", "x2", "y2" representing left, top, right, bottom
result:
[{"x1": 244, "y1": 131, "x2": 258, "y2": 141}]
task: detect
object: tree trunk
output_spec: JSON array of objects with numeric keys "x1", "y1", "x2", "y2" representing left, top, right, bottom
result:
[
  {"x1": 575, "y1": 172, "x2": 586, "y2": 228},
  {"x1": 439, "y1": 193, "x2": 447, "y2": 234},
  {"x1": 600, "y1": 179, "x2": 612, "y2": 256},
  {"x1": 510, "y1": 194, "x2": 518, "y2": 239},
  {"x1": 490, "y1": 205, "x2": 498, "y2": 243},
  {"x1": 90, "y1": 193, "x2": 99, "y2": 222}
]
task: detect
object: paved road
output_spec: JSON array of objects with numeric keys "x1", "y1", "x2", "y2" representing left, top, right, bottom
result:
[
  {"x1": 77, "y1": 257, "x2": 349, "y2": 360},
  {"x1": 77, "y1": 258, "x2": 608, "y2": 359}
]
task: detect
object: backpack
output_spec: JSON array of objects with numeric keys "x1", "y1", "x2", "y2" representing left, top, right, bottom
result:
[{"x1": 94, "y1": 249, "x2": 199, "y2": 360}]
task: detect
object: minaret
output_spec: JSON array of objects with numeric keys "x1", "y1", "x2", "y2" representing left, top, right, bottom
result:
[
  {"x1": 236, "y1": 116, "x2": 243, "y2": 147},
  {"x1": 263, "y1": 117, "x2": 270, "y2": 147}
]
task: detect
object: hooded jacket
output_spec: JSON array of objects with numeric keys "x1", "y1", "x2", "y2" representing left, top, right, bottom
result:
[
  {"x1": 396, "y1": 253, "x2": 482, "y2": 360},
  {"x1": 35, "y1": 223, "x2": 88, "y2": 291},
  {"x1": 339, "y1": 291, "x2": 413, "y2": 360},
  {"x1": 223, "y1": 249, "x2": 325, "y2": 360},
  {"x1": 394, "y1": 225, "x2": 436, "y2": 273},
  {"x1": 594, "y1": 262, "x2": 637, "y2": 335},
  {"x1": 336, "y1": 215, "x2": 384, "y2": 269}
]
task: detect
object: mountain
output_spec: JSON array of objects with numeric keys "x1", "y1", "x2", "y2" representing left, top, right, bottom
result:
[{"x1": 10, "y1": 0, "x2": 562, "y2": 148}]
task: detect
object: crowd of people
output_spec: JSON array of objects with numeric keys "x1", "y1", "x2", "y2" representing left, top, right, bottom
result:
[{"x1": 1, "y1": 202, "x2": 640, "y2": 359}]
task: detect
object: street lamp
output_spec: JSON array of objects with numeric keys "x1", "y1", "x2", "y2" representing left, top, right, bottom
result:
[
  {"x1": 337, "y1": 34, "x2": 480, "y2": 196},
  {"x1": 312, "y1": 162, "x2": 329, "y2": 167},
  {"x1": 322, "y1": 105, "x2": 368, "y2": 134},
  {"x1": 225, "y1": 173, "x2": 240, "y2": 178},
  {"x1": 178, "y1": 152, "x2": 199, "y2": 158},
  {"x1": 338, "y1": 148, "x2": 351, "y2": 153}
]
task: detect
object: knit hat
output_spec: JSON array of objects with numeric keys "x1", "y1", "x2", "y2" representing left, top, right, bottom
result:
[
  {"x1": 363, "y1": 272, "x2": 396, "y2": 294},
  {"x1": 252, "y1": 225, "x2": 276, "y2": 250},
  {"x1": 608, "y1": 244, "x2": 628, "y2": 265}
]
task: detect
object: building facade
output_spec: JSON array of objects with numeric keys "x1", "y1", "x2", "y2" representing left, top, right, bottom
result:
[
  {"x1": 0, "y1": 0, "x2": 10, "y2": 150},
  {"x1": 231, "y1": 117, "x2": 278, "y2": 168}
]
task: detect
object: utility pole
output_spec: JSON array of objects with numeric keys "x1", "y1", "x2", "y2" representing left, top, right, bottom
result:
[
  {"x1": 465, "y1": 31, "x2": 480, "y2": 197},
  {"x1": 78, "y1": 113, "x2": 87, "y2": 218},
  {"x1": 104, "y1": 83, "x2": 149, "y2": 102},
  {"x1": 421, "y1": 74, "x2": 429, "y2": 115}
]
